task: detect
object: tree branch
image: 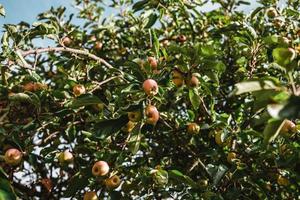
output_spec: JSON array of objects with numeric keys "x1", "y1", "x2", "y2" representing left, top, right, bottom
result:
[{"x1": 19, "y1": 47, "x2": 113, "y2": 69}]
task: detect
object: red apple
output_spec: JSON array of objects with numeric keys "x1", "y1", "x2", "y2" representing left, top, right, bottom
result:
[
  {"x1": 92, "y1": 161, "x2": 109, "y2": 177},
  {"x1": 145, "y1": 105, "x2": 159, "y2": 125},
  {"x1": 143, "y1": 79, "x2": 158, "y2": 96},
  {"x1": 4, "y1": 148, "x2": 23, "y2": 166}
]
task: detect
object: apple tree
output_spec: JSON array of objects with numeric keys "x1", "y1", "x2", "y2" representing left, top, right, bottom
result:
[{"x1": 0, "y1": 0, "x2": 300, "y2": 199}]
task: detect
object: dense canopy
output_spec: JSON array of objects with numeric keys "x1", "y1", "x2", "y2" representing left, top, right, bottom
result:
[{"x1": 0, "y1": 0, "x2": 300, "y2": 199}]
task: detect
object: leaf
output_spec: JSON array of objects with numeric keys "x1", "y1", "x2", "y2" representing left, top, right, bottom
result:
[
  {"x1": 0, "y1": 178, "x2": 16, "y2": 200},
  {"x1": 94, "y1": 115, "x2": 128, "y2": 138},
  {"x1": 233, "y1": 80, "x2": 279, "y2": 95},
  {"x1": 132, "y1": 0, "x2": 148, "y2": 12},
  {"x1": 189, "y1": 89, "x2": 200, "y2": 110},
  {"x1": 0, "y1": 4, "x2": 5, "y2": 17},
  {"x1": 206, "y1": 164, "x2": 228, "y2": 186},
  {"x1": 64, "y1": 173, "x2": 89, "y2": 197},
  {"x1": 145, "y1": 13, "x2": 158, "y2": 28},
  {"x1": 169, "y1": 170, "x2": 198, "y2": 188},
  {"x1": 263, "y1": 119, "x2": 284, "y2": 145},
  {"x1": 151, "y1": 29, "x2": 160, "y2": 57},
  {"x1": 66, "y1": 94, "x2": 103, "y2": 108}
]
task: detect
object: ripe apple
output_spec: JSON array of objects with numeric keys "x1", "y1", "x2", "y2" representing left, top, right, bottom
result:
[
  {"x1": 143, "y1": 79, "x2": 158, "y2": 96},
  {"x1": 227, "y1": 152, "x2": 237, "y2": 164},
  {"x1": 94, "y1": 41, "x2": 103, "y2": 50},
  {"x1": 92, "y1": 161, "x2": 109, "y2": 177},
  {"x1": 73, "y1": 84, "x2": 86, "y2": 96},
  {"x1": 177, "y1": 35, "x2": 187, "y2": 43},
  {"x1": 145, "y1": 105, "x2": 159, "y2": 125},
  {"x1": 188, "y1": 75, "x2": 199, "y2": 88},
  {"x1": 128, "y1": 111, "x2": 142, "y2": 122},
  {"x1": 4, "y1": 148, "x2": 23, "y2": 166},
  {"x1": 187, "y1": 123, "x2": 200, "y2": 134},
  {"x1": 58, "y1": 150, "x2": 74, "y2": 165},
  {"x1": 277, "y1": 175, "x2": 289, "y2": 186},
  {"x1": 266, "y1": 7, "x2": 278, "y2": 18},
  {"x1": 147, "y1": 57, "x2": 158, "y2": 69},
  {"x1": 172, "y1": 70, "x2": 184, "y2": 87},
  {"x1": 23, "y1": 82, "x2": 35, "y2": 92},
  {"x1": 62, "y1": 36, "x2": 72, "y2": 46},
  {"x1": 83, "y1": 191, "x2": 98, "y2": 200},
  {"x1": 105, "y1": 175, "x2": 121, "y2": 189},
  {"x1": 280, "y1": 120, "x2": 297, "y2": 136}
]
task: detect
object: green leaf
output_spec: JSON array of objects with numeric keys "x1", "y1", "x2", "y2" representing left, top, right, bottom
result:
[
  {"x1": 206, "y1": 164, "x2": 228, "y2": 186},
  {"x1": 151, "y1": 29, "x2": 160, "y2": 57},
  {"x1": 189, "y1": 89, "x2": 200, "y2": 110},
  {"x1": 169, "y1": 170, "x2": 198, "y2": 188},
  {"x1": 94, "y1": 115, "x2": 128, "y2": 138},
  {"x1": 145, "y1": 13, "x2": 158, "y2": 28},
  {"x1": 0, "y1": 178, "x2": 16, "y2": 200},
  {"x1": 64, "y1": 173, "x2": 89, "y2": 197},
  {"x1": 233, "y1": 80, "x2": 279, "y2": 95},
  {"x1": 263, "y1": 119, "x2": 284, "y2": 145},
  {"x1": 132, "y1": 0, "x2": 148, "y2": 12},
  {"x1": 65, "y1": 94, "x2": 103, "y2": 108},
  {"x1": 128, "y1": 123, "x2": 142, "y2": 154},
  {"x1": 0, "y1": 4, "x2": 5, "y2": 17}
]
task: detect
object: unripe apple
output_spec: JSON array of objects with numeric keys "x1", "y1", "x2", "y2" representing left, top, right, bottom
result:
[
  {"x1": 73, "y1": 84, "x2": 86, "y2": 96},
  {"x1": 277, "y1": 175, "x2": 289, "y2": 186},
  {"x1": 121, "y1": 121, "x2": 136, "y2": 133},
  {"x1": 188, "y1": 75, "x2": 199, "y2": 88},
  {"x1": 4, "y1": 148, "x2": 23, "y2": 166},
  {"x1": 145, "y1": 105, "x2": 159, "y2": 125},
  {"x1": 280, "y1": 120, "x2": 297, "y2": 136},
  {"x1": 227, "y1": 152, "x2": 237, "y2": 164},
  {"x1": 147, "y1": 57, "x2": 158, "y2": 69},
  {"x1": 215, "y1": 131, "x2": 223, "y2": 146},
  {"x1": 172, "y1": 70, "x2": 184, "y2": 87},
  {"x1": 92, "y1": 161, "x2": 109, "y2": 177},
  {"x1": 62, "y1": 36, "x2": 72, "y2": 46},
  {"x1": 187, "y1": 123, "x2": 200, "y2": 134},
  {"x1": 128, "y1": 111, "x2": 142, "y2": 122},
  {"x1": 105, "y1": 175, "x2": 121, "y2": 189},
  {"x1": 143, "y1": 79, "x2": 158, "y2": 96},
  {"x1": 266, "y1": 7, "x2": 278, "y2": 18},
  {"x1": 58, "y1": 150, "x2": 74, "y2": 165},
  {"x1": 83, "y1": 191, "x2": 98, "y2": 200},
  {"x1": 177, "y1": 35, "x2": 187, "y2": 43},
  {"x1": 94, "y1": 41, "x2": 103, "y2": 50}
]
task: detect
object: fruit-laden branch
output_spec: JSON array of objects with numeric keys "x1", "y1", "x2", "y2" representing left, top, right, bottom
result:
[{"x1": 19, "y1": 47, "x2": 113, "y2": 69}]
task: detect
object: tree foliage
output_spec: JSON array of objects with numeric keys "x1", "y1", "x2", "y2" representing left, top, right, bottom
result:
[{"x1": 0, "y1": 0, "x2": 300, "y2": 199}]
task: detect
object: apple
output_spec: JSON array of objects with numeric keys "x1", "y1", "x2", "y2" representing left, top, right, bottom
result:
[
  {"x1": 94, "y1": 41, "x2": 103, "y2": 50},
  {"x1": 172, "y1": 70, "x2": 184, "y2": 87},
  {"x1": 4, "y1": 148, "x2": 23, "y2": 166},
  {"x1": 62, "y1": 36, "x2": 72, "y2": 46},
  {"x1": 227, "y1": 152, "x2": 237, "y2": 164},
  {"x1": 145, "y1": 105, "x2": 159, "y2": 125},
  {"x1": 177, "y1": 35, "x2": 187, "y2": 43},
  {"x1": 58, "y1": 150, "x2": 74, "y2": 165},
  {"x1": 280, "y1": 120, "x2": 297, "y2": 136},
  {"x1": 121, "y1": 121, "x2": 136, "y2": 133},
  {"x1": 73, "y1": 84, "x2": 86, "y2": 96},
  {"x1": 277, "y1": 175, "x2": 289, "y2": 186},
  {"x1": 147, "y1": 57, "x2": 158, "y2": 69},
  {"x1": 215, "y1": 131, "x2": 223, "y2": 146},
  {"x1": 266, "y1": 7, "x2": 278, "y2": 18},
  {"x1": 92, "y1": 161, "x2": 109, "y2": 177},
  {"x1": 128, "y1": 111, "x2": 142, "y2": 122},
  {"x1": 143, "y1": 79, "x2": 158, "y2": 96},
  {"x1": 23, "y1": 82, "x2": 35, "y2": 92},
  {"x1": 83, "y1": 191, "x2": 98, "y2": 200},
  {"x1": 105, "y1": 175, "x2": 121, "y2": 189},
  {"x1": 187, "y1": 123, "x2": 200, "y2": 134},
  {"x1": 188, "y1": 75, "x2": 199, "y2": 88}
]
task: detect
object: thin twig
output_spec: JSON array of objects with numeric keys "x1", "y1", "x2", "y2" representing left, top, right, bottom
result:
[
  {"x1": 90, "y1": 75, "x2": 123, "y2": 92},
  {"x1": 19, "y1": 47, "x2": 113, "y2": 69}
]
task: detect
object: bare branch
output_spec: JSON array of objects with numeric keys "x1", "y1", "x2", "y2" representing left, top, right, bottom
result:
[{"x1": 19, "y1": 47, "x2": 113, "y2": 69}]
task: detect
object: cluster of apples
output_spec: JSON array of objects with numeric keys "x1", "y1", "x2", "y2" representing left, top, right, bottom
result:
[
  {"x1": 62, "y1": 36, "x2": 103, "y2": 51},
  {"x1": 171, "y1": 69, "x2": 199, "y2": 88}
]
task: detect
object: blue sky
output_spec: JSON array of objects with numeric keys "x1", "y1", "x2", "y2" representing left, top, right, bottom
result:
[{"x1": 0, "y1": 0, "x2": 74, "y2": 27}]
